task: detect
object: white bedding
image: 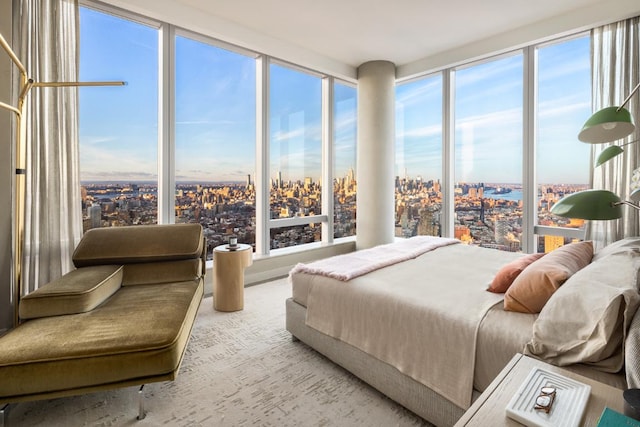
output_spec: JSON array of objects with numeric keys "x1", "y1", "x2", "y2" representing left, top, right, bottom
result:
[
  {"x1": 290, "y1": 236, "x2": 459, "y2": 281},
  {"x1": 294, "y1": 242, "x2": 522, "y2": 409}
]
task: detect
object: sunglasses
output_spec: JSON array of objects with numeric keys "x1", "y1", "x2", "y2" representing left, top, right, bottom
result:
[{"x1": 533, "y1": 386, "x2": 556, "y2": 413}]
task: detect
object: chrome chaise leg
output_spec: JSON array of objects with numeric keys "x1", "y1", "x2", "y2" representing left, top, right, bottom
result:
[
  {"x1": 137, "y1": 385, "x2": 146, "y2": 420},
  {"x1": 0, "y1": 403, "x2": 8, "y2": 427}
]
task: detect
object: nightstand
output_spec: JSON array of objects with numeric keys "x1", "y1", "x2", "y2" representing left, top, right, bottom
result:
[{"x1": 455, "y1": 353, "x2": 624, "y2": 426}]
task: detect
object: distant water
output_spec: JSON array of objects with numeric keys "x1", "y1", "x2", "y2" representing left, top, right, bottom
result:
[
  {"x1": 89, "y1": 190, "x2": 157, "y2": 200},
  {"x1": 483, "y1": 190, "x2": 523, "y2": 202}
]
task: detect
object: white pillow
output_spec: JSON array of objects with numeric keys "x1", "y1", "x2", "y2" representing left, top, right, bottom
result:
[
  {"x1": 593, "y1": 237, "x2": 640, "y2": 262},
  {"x1": 524, "y1": 251, "x2": 640, "y2": 372},
  {"x1": 625, "y1": 309, "x2": 640, "y2": 387}
]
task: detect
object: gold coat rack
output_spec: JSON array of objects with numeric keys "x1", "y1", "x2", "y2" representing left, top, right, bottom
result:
[{"x1": 0, "y1": 32, "x2": 125, "y2": 328}]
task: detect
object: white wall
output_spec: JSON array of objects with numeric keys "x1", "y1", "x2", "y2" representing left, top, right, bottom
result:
[{"x1": 0, "y1": 1, "x2": 13, "y2": 333}]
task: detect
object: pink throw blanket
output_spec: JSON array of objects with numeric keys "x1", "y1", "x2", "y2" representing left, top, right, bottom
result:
[{"x1": 289, "y1": 236, "x2": 459, "y2": 281}]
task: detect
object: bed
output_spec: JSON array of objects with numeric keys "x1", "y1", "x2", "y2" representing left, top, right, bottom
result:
[{"x1": 286, "y1": 236, "x2": 640, "y2": 426}]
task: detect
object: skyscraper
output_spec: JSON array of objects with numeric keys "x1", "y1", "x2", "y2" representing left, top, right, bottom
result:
[{"x1": 88, "y1": 204, "x2": 101, "y2": 229}]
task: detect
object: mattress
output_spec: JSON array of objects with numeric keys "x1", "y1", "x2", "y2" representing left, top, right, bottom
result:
[
  {"x1": 474, "y1": 304, "x2": 536, "y2": 391},
  {"x1": 291, "y1": 242, "x2": 524, "y2": 408}
]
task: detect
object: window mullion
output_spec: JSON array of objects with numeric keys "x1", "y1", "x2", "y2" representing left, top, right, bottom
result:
[
  {"x1": 158, "y1": 23, "x2": 175, "y2": 224},
  {"x1": 523, "y1": 46, "x2": 537, "y2": 253},
  {"x1": 322, "y1": 77, "x2": 334, "y2": 244},
  {"x1": 442, "y1": 69, "x2": 454, "y2": 238},
  {"x1": 255, "y1": 55, "x2": 270, "y2": 255}
]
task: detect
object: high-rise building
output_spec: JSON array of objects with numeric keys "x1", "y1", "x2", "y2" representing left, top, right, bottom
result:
[
  {"x1": 495, "y1": 219, "x2": 509, "y2": 245},
  {"x1": 88, "y1": 204, "x2": 101, "y2": 229},
  {"x1": 544, "y1": 235, "x2": 564, "y2": 253}
]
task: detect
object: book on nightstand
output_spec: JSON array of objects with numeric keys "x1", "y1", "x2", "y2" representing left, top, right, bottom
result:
[{"x1": 597, "y1": 407, "x2": 640, "y2": 426}]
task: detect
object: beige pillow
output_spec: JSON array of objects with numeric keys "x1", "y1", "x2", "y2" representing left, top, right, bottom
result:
[
  {"x1": 524, "y1": 251, "x2": 640, "y2": 372},
  {"x1": 504, "y1": 241, "x2": 593, "y2": 313}
]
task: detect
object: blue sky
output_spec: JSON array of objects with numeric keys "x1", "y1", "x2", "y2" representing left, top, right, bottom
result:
[
  {"x1": 79, "y1": 7, "x2": 590, "y2": 186},
  {"x1": 396, "y1": 35, "x2": 591, "y2": 185}
]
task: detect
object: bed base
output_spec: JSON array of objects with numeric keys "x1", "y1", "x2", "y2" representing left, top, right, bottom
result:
[{"x1": 285, "y1": 298, "x2": 464, "y2": 427}]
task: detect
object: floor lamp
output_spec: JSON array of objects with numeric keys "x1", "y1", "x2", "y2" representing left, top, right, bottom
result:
[{"x1": 0, "y1": 32, "x2": 125, "y2": 328}]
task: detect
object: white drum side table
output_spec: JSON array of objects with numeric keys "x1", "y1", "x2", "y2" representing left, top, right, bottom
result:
[{"x1": 213, "y1": 243, "x2": 253, "y2": 312}]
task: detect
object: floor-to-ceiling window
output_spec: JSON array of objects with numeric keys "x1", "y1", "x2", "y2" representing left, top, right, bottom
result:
[
  {"x1": 174, "y1": 34, "x2": 256, "y2": 259},
  {"x1": 333, "y1": 82, "x2": 357, "y2": 238},
  {"x1": 535, "y1": 35, "x2": 591, "y2": 252},
  {"x1": 395, "y1": 35, "x2": 590, "y2": 253},
  {"x1": 454, "y1": 54, "x2": 524, "y2": 251},
  {"x1": 78, "y1": 7, "x2": 159, "y2": 232},
  {"x1": 79, "y1": 3, "x2": 355, "y2": 258},
  {"x1": 395, "y1": 75, "x2": 443, "y2": 238},
  {"x1": 269, "y1": 63, "x2": 323, "y2": 249}
]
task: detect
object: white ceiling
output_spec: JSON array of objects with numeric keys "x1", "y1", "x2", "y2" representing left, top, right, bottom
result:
[
  {"x1": 171, "y1": 0, "x2": 619, "y2": 68},
  {"x1": 108, "y1": 0, "x2": 640, "y2": 79}
]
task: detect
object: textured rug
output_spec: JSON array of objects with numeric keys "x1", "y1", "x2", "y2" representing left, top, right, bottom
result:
[{"x1": 7, "y1": 278, "x2": 430, "y2": 426}]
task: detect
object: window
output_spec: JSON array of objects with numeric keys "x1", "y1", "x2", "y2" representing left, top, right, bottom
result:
[
  {"x1": 174, "y1": 34, "x2": 256, "y2": 259},
  {"x1": 394, "y1": 35, "x2": 591, "y2": 253},
  {"x1": 79, "y1": 7, "x2": 159, "y2": 232},
  {"x1": 535, "y1": 36, "x2": 591, "y2": 252},
  {"x1": 333, "y1": 82, "x2": 357, "y2": 238},
  {"x1": 79, "y1": 4, "x2": 356, "y2": 257},
  {"x1": 395, "y1": 75, "x2": 443, "y2": 238},
  {"x1": 269, "y1": 63, "x2": 322, "y2": 248},
  {"x1": 454, "y1": 54, "x2": 524, "y2": 251}
]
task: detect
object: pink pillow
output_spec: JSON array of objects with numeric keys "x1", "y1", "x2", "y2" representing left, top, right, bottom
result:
[
  {"x1": 504, "y1": 241, "x2": 593, "y2": 313},
  {"x1": 487, "y1": 253, "x2": 545, "y2": 293}
]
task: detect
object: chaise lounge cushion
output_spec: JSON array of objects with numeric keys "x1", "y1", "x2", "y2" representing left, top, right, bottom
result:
[
  {"x1": 122, "y1": 259, "x2": 203, "y2": 286},
  {"x1": 0, "y1": 280, "x2": 202, "y2": 400},
  {"x1": 72, "y1": 223, "x2": 204, "y2": 267},
  {"x1": 19, "y1": 265, "x2": 123, "y2": 320}
]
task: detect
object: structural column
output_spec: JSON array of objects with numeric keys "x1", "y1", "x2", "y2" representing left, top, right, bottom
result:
[{"x1": 356, "y1": 60, "x2": 395, "y2": 249}]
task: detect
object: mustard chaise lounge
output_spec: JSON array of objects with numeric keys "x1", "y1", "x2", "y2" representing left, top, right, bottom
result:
[{"x1": 0, "y1": 223, "x2": 206, "y2": 422}]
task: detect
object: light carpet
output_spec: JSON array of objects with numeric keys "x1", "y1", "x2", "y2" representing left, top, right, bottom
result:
[{"x1": 7, "y1": 278, "x2": 430, "y2": 426}]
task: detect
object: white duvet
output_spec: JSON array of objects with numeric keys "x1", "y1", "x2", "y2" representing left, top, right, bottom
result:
[{"x1": 300, "y1": 242, "x2": 521, "y2": 409}]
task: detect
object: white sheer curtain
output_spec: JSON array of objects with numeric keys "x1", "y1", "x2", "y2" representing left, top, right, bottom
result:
[
  {"x1": 587, "y1": 17, "x2": 640, "y2": 248},
  {"x1": 17, "y1": 0, "x2": 83, "y2": 293}
]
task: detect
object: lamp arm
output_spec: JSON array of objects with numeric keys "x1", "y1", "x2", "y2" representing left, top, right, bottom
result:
[
  {"x1": 612, "y1": 200, "x2": 640, "y2": 211},
  {"x1": 0, "y1": 100, "x2": 20, "y2": 117},
  {"x1": 33, "y1": 81, "x2": 126, "y2": 88},
  {"x1": 617, "y1": 81, "x2": 640, "y2": 112},
  {"x1": 0, "y1": 33, "x2": 27, "y2": 77},
  {"x1": 18, "y1": 79, "x2": 34, "y2": 103},
  {"x1": 620, "y1": 139, "x2": 639, "y2": 147}
]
